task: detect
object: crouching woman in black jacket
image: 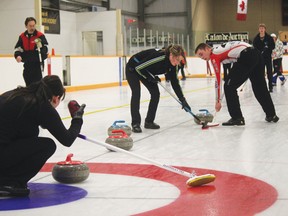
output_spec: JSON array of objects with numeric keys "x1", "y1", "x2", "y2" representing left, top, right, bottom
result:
[{"x1": 0, "y1": 75, "x2": 85, "y2": 196}]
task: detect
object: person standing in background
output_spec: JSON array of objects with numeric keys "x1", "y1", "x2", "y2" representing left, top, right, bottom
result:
[
  {"x1": 253, "y1": 23, "x2": 275, "y2": 92},
  {"x1": 271, "y1": 33, "x2": 286, "y2": 86},
  {"x1": 14, "y1": 17, "x2": 48, "y2": 86}
]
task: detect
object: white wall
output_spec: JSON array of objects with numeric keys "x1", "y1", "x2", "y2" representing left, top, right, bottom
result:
[
  {"x1": 0, "y1": 56, "x2": 63, "y2": 93},
  {"x1": 0, "y1": 0, "x2": 35, "y2": 54},
  {"x1": 0, "y1": 6, "x2": 117, "y2": 57},
  {"x1": 69, "y1": 56, "x2": 121, "y2": 86},
  {"x1": 46, "y1": 10, "x2": 118, "y2": 57},
  {"x1": 46, "y1": 11, "x2": 77, "y2": 56},
  {"x1": 3, "y1": 55, "x2": 288, "y2": 92},
  {"x1": 75, "y1": 11, "x2": 117, "y2": 56},
  {"x1": 0, "y1": 6, "x2": 119, "y2": 85}
]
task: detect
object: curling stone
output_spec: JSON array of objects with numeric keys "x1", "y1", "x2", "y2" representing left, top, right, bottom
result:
[
  {"x1": 107, "y1": 120, "x2": 132, "y2": 136},
  {"x1": 105, "y1": 129, "x2": 133, "y2": 151},
  {"x1": 52, "y1": 153, "x2": 90, "y2": 184},
  {"x1": 194, "y1": 109, "x2": 214, "y2": 125}
]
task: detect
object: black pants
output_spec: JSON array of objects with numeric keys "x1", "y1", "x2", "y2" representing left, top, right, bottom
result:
[
  {"x1": 224, "y1": 48, "x2": 276, "y2": 119},
  {"x1": 126, "y1": 65, "x2": 160, "y2": 125},
  {"x1": 223, "y1": 63, "x2": 232, "y2": 82},
  {"x1": 23, "y1": 61, "x2": 43, "y2": 86},
  {"x1": 263, "y1": 56, "x2": 273, "y2": 90},
  {"x1": 272, "y1": 58, "x2": 285, "y2": 83},
  {"x1": 0, "y1": 137, "x2": 56, "y2": 186},
  {"x1": 178, "y1": 65, "x2": 186, "y2": 78}
]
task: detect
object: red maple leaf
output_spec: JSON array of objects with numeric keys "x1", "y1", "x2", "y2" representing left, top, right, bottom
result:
[{"x1": 239, "y1": 1, "x2": 245, "y2": 11}]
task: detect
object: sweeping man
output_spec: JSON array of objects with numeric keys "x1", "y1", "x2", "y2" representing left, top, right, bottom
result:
[{"x1": 195, "y1": 41, "x2": 279, "y2": 125}]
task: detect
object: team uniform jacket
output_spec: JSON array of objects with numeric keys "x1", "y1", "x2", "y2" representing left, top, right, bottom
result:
[
  {"x1": 14, "y1": 30, "x2": 48, "y2": 63},
  {"x1": 272, "y1": 39, "x2": 284, "y2": 60},
  {"x1": 128, "y1": 49, "x2": 184, "y2": 99},
  {"x1": 209, "y1": 41, "x2": 252, "y2": 103},
  {"x1": 253, "y1": 33, "x2": 275, "y2": 59},
  {"x1": 0, "y1": 89, "x2": 82, "y2": 147}
]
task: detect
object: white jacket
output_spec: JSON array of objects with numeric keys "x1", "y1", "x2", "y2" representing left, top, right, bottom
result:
[{"x1": 271, "y1": 38, "x2": 284, "y2": 60}]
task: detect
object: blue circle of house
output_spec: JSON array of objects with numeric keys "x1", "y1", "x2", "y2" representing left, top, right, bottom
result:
[{"x1": 0, "y1": 183, "x2": 87, "y2": 211}]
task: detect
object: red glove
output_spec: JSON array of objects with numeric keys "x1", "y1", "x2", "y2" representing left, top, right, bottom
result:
[{"x1": 68, "y1": 100, "x2": 85, "y2": 119}]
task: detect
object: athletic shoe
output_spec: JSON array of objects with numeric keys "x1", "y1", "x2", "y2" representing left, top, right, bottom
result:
[
  {"x1": 0, "y1": 184, "x2": 30, "y2": 197},
  {"x1": 132, "y1": 124, "x2": 142, "y2": 133},
  {"x1": 281, "y1": 79, "x2": 286, "y2": 86},
  {"x1": 272, "y1": 82, "x2": 277, "y2": 86},
  {"x1": 265, "y1": 115, "x2": 279, "y2": 123},
  {"x1": 222, "y1": 117, "x2": 245, "y2": 126},
  {"x1": 144, "y1": 122, "x2": 160, "y2": 129}
]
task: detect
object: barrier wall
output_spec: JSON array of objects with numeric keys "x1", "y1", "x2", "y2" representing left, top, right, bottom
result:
[
  {"x1": 0, "y1": 55, "x2": 63, "y2": 93},
  {"x1": 1, "y1": 55, "x2": 287, "y2": 93},
  {"x1": 68, "y1": 56, "x2": 122, "y2": 86}
]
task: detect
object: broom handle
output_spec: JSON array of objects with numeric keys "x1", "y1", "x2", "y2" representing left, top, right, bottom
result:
[
  {"x1": 156, "y1": 78, "x2": 203, "y2": 124},
  {"x1": 78, "y1": 134, "x2": 194, "y2": 178}
]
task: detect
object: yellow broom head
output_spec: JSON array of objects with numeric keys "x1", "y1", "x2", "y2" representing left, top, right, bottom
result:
[{"x1": 186, "y1": 174, "x2": 216, "y2": 187}]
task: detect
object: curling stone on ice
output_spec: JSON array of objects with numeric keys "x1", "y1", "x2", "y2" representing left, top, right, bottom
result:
[
  {"x1": 105, "y1": 129, "x2": 133, "y2": 151},
  {"x1": 108, "y1": 120, "x2": 132, "y2": 136},
  {"x1": 194, "y1": 109, "x2": 214, "y2": 125},
  {"x1": 52, "y1": 153, "x2": 90, "y2": 184}
]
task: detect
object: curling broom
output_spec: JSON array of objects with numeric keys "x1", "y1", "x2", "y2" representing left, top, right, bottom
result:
[
  {"x1": 78, "y1": 134, "x2": 216, "y2": 187},
  {"x1": 156, "y1": 78, "x2": 219, "y2": 129}
]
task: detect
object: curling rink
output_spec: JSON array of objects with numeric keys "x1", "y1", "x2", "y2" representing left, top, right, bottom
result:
[{"x1": 1, "y1": 77, "x2": 288, "y2": 216}]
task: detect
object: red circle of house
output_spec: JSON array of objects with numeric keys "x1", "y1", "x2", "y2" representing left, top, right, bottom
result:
[{"x1": 42, "y1": 163, "x2": 277, "y2": 215}]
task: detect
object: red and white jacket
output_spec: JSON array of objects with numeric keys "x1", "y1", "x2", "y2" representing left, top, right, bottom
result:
[{"x1": 210, "y1": 41, "x2": 251, "y2": 102}]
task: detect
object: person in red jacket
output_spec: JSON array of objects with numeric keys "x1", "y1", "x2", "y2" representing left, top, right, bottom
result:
[
  {"x1": 14, "y1": 17, "x2": 49, "y2": 86},
  {"x1": 195, "y1": 41, "x2": 279, "y2": 126}
]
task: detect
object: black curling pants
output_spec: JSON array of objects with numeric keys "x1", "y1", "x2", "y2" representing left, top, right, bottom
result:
[
  {"x1": 263, "y1": 56, "x2": 273, "y2": 90},
  {"x1": 224, "y1": 48, "x2": 276, "y2": 119},
  {"x1": 272, "y1": 58, "x2": 284, "y2": 80},
  {"x1": 23, "y1": 61, "x2": 43, "y2": 86},
  {"x1": 126, "y1": 65, "x2": 160, "y2": 126},
  {"x1": 0, "y1": 137, "x2": 56, "y2": 186},
  {"x1": 178, "y1": 64, "x2": 186, "y2": 79}
]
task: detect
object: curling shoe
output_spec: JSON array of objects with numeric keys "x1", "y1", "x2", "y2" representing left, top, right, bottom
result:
[
  {"x1": 144, "y1": 121, "x2": 160, "y2": 129},
  {"x1": 132, "y1": 124, "x2": 142, "y2": 133},
  {"x1": 222, "y1": 117, "x2": 245, "y2": 126},
  {"x1": 265, "y1": 115, "x2": 279, "y2": 123},
  {"x1": 0, "y1": 183, "x2": 30, "y2": 197}
]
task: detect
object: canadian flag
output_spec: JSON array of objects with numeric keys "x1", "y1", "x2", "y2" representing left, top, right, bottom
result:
[{"x1": 236, "y1": 0, "x2": 248, "y2": 21}]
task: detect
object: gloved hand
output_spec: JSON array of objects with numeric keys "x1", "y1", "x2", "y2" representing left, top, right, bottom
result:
[
  {"x1": 68, "y1": 100, "x2": 86, "y2": 119},
  {"x1": 147, "y1": 75, "x2": 161, "y2": 83},
  {"x1": 179, "y1": 97, "x2": 191, "y2": 112}
]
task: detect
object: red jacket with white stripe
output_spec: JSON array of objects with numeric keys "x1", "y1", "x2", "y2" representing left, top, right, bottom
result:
[{"x1": 210, "y1": 41, "x2": 251, "y2": 102}]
